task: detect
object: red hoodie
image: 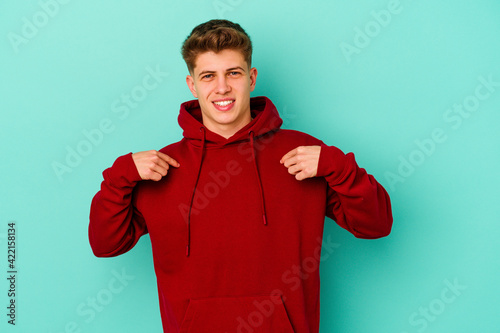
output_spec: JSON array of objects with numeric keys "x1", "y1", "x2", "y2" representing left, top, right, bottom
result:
[{"x1": 89, "y1": 96, "x2": 392, "y2": 333}]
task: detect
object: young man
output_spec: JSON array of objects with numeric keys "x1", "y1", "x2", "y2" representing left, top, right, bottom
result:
[{"x1": 89, "y1": 20, "x2": 393, "y2": 333}]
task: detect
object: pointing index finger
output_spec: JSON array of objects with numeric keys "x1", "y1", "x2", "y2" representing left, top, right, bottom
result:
[
  {"x1": 280, "y1": 148, "x2": 298, "y2": 164},
  {"x1": 157, "y1": 151, "x2": 180, "y2": 167}
]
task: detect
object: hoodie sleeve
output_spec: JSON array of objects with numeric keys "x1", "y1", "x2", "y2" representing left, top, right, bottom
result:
[
  {"x1": 316, "y1": 144, "x2": 393, "y2": 239},
  {"x1": 89, "y1": 153, "x2": 148, "y2": 257}
]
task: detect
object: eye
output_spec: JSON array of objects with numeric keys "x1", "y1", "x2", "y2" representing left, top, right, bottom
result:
[
  {"x1": 202, "y1": 74, "x2": 213, "y2": 79},
  {"x1": 229, "y1": 71, "x2": 241, "y2": 76}
]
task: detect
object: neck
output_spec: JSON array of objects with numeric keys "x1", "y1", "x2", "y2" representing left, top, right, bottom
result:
[{"x1": 205, "y1": 113, "x2": 253, "y2": 139}]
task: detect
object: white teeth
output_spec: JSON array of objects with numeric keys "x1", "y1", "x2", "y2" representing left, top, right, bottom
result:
[{"x1": 214, "y1": 100, "x2": 234, "y2": 106}]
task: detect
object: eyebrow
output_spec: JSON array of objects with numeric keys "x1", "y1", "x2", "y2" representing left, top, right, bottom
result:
[{"x1": 198, "y1": 66, "x2": 246, "y2": 78}]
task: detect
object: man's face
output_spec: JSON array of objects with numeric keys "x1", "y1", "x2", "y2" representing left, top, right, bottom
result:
[{"x1": 186, "y1": 49, "x2": 257, "y2": 138}]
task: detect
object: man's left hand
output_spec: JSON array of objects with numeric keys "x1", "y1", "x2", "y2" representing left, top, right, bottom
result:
[{"x1": 280, "y1": 145, "x2": 321, "y2": 181}]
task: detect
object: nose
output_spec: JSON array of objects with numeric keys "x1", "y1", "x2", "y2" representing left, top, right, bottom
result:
[{"x1": 215, "y1": 76, "x2": 230, "y2": 94}]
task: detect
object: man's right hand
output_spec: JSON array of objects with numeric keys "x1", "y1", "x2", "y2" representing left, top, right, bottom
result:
[{"x1": 132, "y1": 150, "x2": 180, "y2": 181}]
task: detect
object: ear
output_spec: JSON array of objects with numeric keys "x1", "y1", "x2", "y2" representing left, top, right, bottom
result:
[
  {"x1": 186, "y1": 75, "x2": 198, "y2": 98},
  {"x1": 249, "y1": 67, "x2": 258, "y2": 92}
]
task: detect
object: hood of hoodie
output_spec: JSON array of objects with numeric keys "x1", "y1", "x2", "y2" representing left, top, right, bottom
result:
[
  {"x1": 178, "y1": 96, "x2": 283, "y2": 147},
  {"x1": 177, "y1": 96, "x2": 283, "y2": 256}
]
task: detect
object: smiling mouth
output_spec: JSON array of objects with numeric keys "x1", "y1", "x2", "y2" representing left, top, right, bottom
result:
[{"x1": 213, "y1": 100, "x2": 235, "y2": 106}]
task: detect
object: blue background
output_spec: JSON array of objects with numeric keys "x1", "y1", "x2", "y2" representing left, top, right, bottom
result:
[{"x1": 1, "y1": 0, "x2": 499, "y2": 332}]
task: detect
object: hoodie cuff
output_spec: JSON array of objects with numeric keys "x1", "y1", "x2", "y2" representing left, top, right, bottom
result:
[
  {"x1": 317, "y1": 145, "x2": 349, "y2": 184},
  {"x1": 103, "y1": 153, "x2": 142, "y2": 188}
]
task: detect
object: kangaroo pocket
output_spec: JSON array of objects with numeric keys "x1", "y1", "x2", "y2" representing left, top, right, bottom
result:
[{"x1": 179, "y1": 294, "x2": 295, "y2": 333}]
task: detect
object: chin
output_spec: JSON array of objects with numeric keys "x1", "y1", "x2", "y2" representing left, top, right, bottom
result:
[{"x1": 214, "y1": 116, "x2": 237, "y2": 125}]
